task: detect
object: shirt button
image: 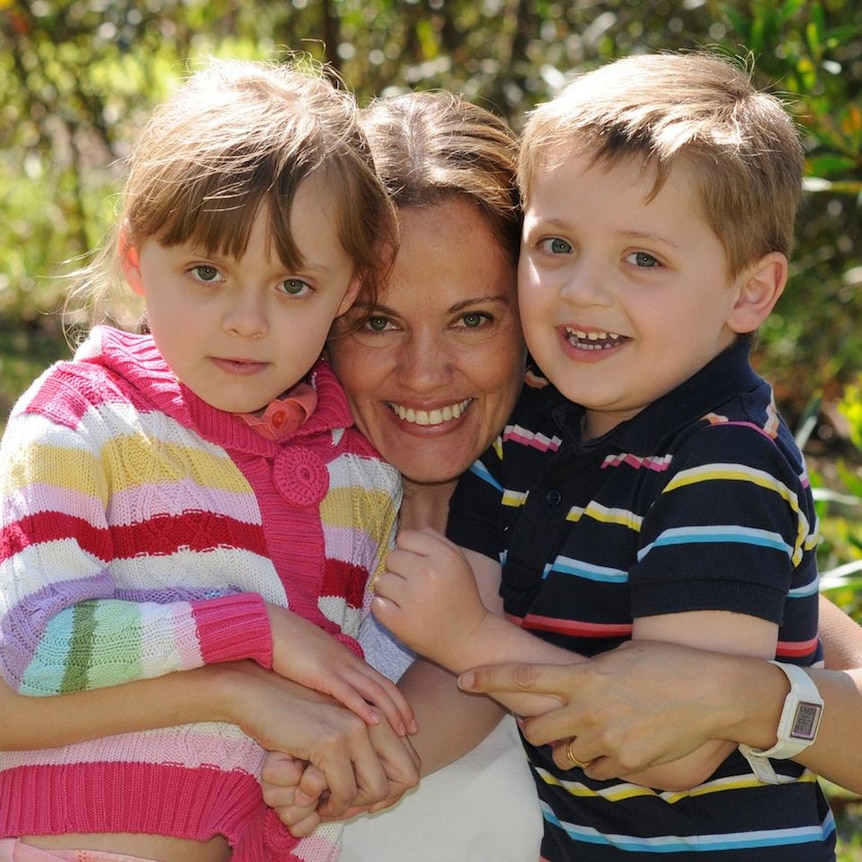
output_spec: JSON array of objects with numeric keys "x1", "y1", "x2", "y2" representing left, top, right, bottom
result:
[
  {"x1": 545, "y1": 489, "x2": 562, "y2": 506},
  {"x1": 272, "y1": 410, "x2": 287, "y2": 429}
]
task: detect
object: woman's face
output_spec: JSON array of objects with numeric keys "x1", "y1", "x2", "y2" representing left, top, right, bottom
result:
[{"x1": 329, "y1": 198, "x2": 526, "y2": 485}]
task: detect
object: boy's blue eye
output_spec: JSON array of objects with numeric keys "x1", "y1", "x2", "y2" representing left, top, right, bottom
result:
[
  {"x1": 540, "y1": 237, "x2": 573, "y2": 255},
  {"x1": 628, "y1": 251, "x2": 660, "y2": 268}
]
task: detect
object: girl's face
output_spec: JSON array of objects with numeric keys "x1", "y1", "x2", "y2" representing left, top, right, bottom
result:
[
  {"x1": 121, "y1": 173, "x2": 360, "y2": 415},
  {"x1": 328, "y1": 198, "x2": 526, "y2": 485}
]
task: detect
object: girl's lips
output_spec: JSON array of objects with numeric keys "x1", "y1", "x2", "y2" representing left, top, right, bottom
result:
[
  {"x1": 387, "y1": 398, "x2": 472, "y2": 427},
  {"x1": 210, "y1": 357, "x2": 269, "y2": 375}
]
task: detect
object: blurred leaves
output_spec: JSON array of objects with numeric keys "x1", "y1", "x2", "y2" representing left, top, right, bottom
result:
[{"x1": 0, "y1": 0, "x2": 860, "y2": 416}]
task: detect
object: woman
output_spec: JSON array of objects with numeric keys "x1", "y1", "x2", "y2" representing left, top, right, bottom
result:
[
  {"x1": 329, "y1": 91, "x2": 544, "y2": 860},
  {"x1": 1, "y1": 88, "x2": 861, "y2": 857}
]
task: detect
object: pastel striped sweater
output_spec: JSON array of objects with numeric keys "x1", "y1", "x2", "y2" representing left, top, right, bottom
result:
[{"x1": 0, "y1": 326, "x2": 402, "y2": 860}]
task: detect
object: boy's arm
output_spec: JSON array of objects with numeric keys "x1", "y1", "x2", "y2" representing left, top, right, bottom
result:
[
  {"x1": 619, "y1": 609, "x2": 777, "y2": 789},
  {"x1": 373, "y1": 528, "x2": 585, "y2": 717}
]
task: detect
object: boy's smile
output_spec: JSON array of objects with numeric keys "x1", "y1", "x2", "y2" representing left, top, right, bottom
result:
[{"x1": 519, "y1": 149, "x2": 762, "y2": 440}]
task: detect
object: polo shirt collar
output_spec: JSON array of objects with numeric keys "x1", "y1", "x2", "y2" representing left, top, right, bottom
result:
[{"x1": 546, "y1": 340, "x2": 760, "y2": 455}]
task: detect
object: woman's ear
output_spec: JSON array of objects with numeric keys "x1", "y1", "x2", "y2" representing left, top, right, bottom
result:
[
  {"x1": 118, "y1": 225, "x2": 145, "y2": 297},
  {"x1": 727, "y1": 252, "x2": 787, "y2": 335}
]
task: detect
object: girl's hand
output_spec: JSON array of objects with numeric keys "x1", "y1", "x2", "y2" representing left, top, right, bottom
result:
[
  {"x1": 223, "y1": 662, "x2": 419, "y2": 816},
  {"x1": 266, "y1": 605, "x2": 417, "y2": 736},
  {"x1": 261, "y1": 708, "x2": 421, "y2": 831},
  {"x1": 372, "y1": 528, "x2": 491, "y2": 671}
]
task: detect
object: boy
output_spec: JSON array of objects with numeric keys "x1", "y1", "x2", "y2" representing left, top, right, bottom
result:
[{"x1": 373, "y1": 52, "x2": 834, "y2": 860}]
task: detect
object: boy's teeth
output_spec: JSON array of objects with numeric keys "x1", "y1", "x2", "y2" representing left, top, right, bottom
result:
[{"x1": 566, "y1": 329, "x2": 623, "y2": 349}]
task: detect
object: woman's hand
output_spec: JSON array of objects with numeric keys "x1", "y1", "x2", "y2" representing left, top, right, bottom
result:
[{"x1": 459, "y1": 641, "x2": 745, "y2": 780}]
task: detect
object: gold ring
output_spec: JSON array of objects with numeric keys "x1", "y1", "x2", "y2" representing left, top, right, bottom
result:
[{"x1": 564, "y1": 738, "x2": 592, "y2": 770}]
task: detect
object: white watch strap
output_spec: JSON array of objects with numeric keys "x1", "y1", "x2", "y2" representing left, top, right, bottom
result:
[{"x1": 739, "y1": 661, "x2": 824, "y2": 784}]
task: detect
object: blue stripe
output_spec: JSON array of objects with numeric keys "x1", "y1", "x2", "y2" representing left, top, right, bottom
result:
[
  {"x1": 638, "y1": 526, "x2": 792, "y2": 562},
  {"x1": 551, "y1": 556, "x2": 628, "y2": 583},
  {"x1": 467, "y1": 459, "x2": 503, "y2": 492},
  {"x1": 544, "y1": 804, "x2": 835, "y2": 854}
]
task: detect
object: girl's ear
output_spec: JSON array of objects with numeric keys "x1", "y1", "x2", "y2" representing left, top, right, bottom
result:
[
  {"x1": 727, "y1": 252, "x2": 787, "y2": 335},
  {"x1": 334, "y1": 274, "x2": 363, "y2": 318},
  {"x1": 118, "y1": 225, "x2": 145, "y2": 297}
]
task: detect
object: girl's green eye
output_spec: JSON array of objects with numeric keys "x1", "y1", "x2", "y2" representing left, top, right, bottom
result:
[
  {"x1": 193, "y1": 265, "x2": 220, "y2": 282},
  {"x1": 282, "y1": 278, "x2": 312, "y2": 296},
  {"x1": 462, "y1": 313, "x2": 486, "y2": 328}
]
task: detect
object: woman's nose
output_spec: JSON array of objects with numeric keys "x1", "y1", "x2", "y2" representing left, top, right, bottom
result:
[{"x1": 396, "y1": 334, "x2": 454, "y2": 389}]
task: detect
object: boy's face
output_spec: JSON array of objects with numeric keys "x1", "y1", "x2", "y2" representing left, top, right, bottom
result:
[
  {"x1": 121, "y1": 173, "x2": 360, "y2": 415},
  {"x1": 519, "y1": 149, "x2": 748, "y2": 440}
]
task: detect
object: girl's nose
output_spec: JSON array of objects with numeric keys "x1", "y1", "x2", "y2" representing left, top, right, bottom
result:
[{"x1": 223, "y1": 293, "x2": 268, "y2": 338}]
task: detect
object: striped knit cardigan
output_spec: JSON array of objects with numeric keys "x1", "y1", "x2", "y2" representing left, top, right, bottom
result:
[{"x1": 0, "y1": 326, "x2": 402, "y2": 861}]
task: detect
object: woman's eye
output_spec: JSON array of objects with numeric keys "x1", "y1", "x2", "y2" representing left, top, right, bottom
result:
[
  {"x1": 190, "y1": 264, "x2": 222, "y2": 283},
  {"x1": 365, "y1": 315, "x2": 392, "y2": 332},
  {"x1": 539, "y1": 237, "x2": 573, "y2": 255},
  {"x1": 627, "y1": 251, "x2": 660, "y2": 268},
  {"x1": 280, "y1": 278, "x2": 312, "y2": 297},
  {"x1": 459, "y1": 312, "x2": 491, "y2": 329}
]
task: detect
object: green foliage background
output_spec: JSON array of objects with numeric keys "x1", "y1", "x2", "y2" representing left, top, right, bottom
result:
[
  {"x1": 2, "y1": 0, "x2": 862, "y2": 850},
  {"x1": 2, "y1": 0, "x2": 861, "y2": 410}
]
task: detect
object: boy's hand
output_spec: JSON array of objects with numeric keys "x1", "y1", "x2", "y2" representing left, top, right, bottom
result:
[
  {"x1": 266, "y1": 605, "x2": 417, "y2": 736},
  {"x1": 372, "y1": 528, "x2": 491, "y2": 672}
]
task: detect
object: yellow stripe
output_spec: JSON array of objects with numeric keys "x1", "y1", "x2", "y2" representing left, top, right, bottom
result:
[
  {"x1": 663, "y1": 464, "x2": 809, "y2": 565},
  {"x1": 567, "y1": 502, "x2": 642, "y2": 530},
  {"x1": 536, "y1": 766, "x2": 819, "y2": 805}
]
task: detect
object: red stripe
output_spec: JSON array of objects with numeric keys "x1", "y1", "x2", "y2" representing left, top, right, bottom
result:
[
  {"x1": 776, "y1": 636, "x2": 820, "y2": 659},
  {"x1": 0, "y1": 511, "x2": 112, "y2": 563},
  {"x1": 508, "y1": 611, "x2": 634, "y2": 638},
  {"x1": 1, "y1": 509, "x2": 267, "y2": 564}
]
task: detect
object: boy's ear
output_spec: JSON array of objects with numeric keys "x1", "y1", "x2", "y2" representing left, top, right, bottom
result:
[
  {"x1": 727, "y1": 252, "x2": 787, "y2": 335},
  {"x1": 118, "y1": 225, "x2": 145, "y2": 297},
  {"x1": 334, "y1": 274, "x2": 363, "y2": 318}
]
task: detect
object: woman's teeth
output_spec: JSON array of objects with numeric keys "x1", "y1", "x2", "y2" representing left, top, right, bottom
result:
[{"x1": 390, "y1": 398, "x2": 471, "y2": 426}]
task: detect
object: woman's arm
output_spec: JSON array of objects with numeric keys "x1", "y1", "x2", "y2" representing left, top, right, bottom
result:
[{"x1": 459, "y1": 596, "x2": 862, "y2": 793}]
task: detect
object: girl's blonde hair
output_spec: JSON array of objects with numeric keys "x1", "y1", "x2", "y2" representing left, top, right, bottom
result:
[
  {"x1": 519, "y1": 51, "x2": 804, "y2": 278},
  {"x1": 70, "y1": 57, "x2": 397, "y2": 328}
]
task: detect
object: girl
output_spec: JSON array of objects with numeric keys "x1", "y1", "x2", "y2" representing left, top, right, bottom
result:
[{"x1": 0, "y1": 58, "x2": 416, "y2": 862}]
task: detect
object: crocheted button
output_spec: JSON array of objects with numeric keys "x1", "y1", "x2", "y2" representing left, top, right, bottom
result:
[{"x1": 273, "y1": 447, "x2": 329, "y2": 508}]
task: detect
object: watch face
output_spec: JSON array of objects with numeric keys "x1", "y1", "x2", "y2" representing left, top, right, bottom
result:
[{"x1": 790, "y1": 701, "x2": 822, "y2": 741}]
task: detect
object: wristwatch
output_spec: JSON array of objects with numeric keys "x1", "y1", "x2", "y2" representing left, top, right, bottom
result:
[{"x1": 739, "y1": 661, "x2": 824, "y2": 784}]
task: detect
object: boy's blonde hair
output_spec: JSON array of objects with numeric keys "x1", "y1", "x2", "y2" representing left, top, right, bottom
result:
[
  {"x1": 519, "y1": 52, "x2": 804, "y2": 277},
  {"x1": 72, "y1": 57, "x2": 396, "y2": 325}
]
